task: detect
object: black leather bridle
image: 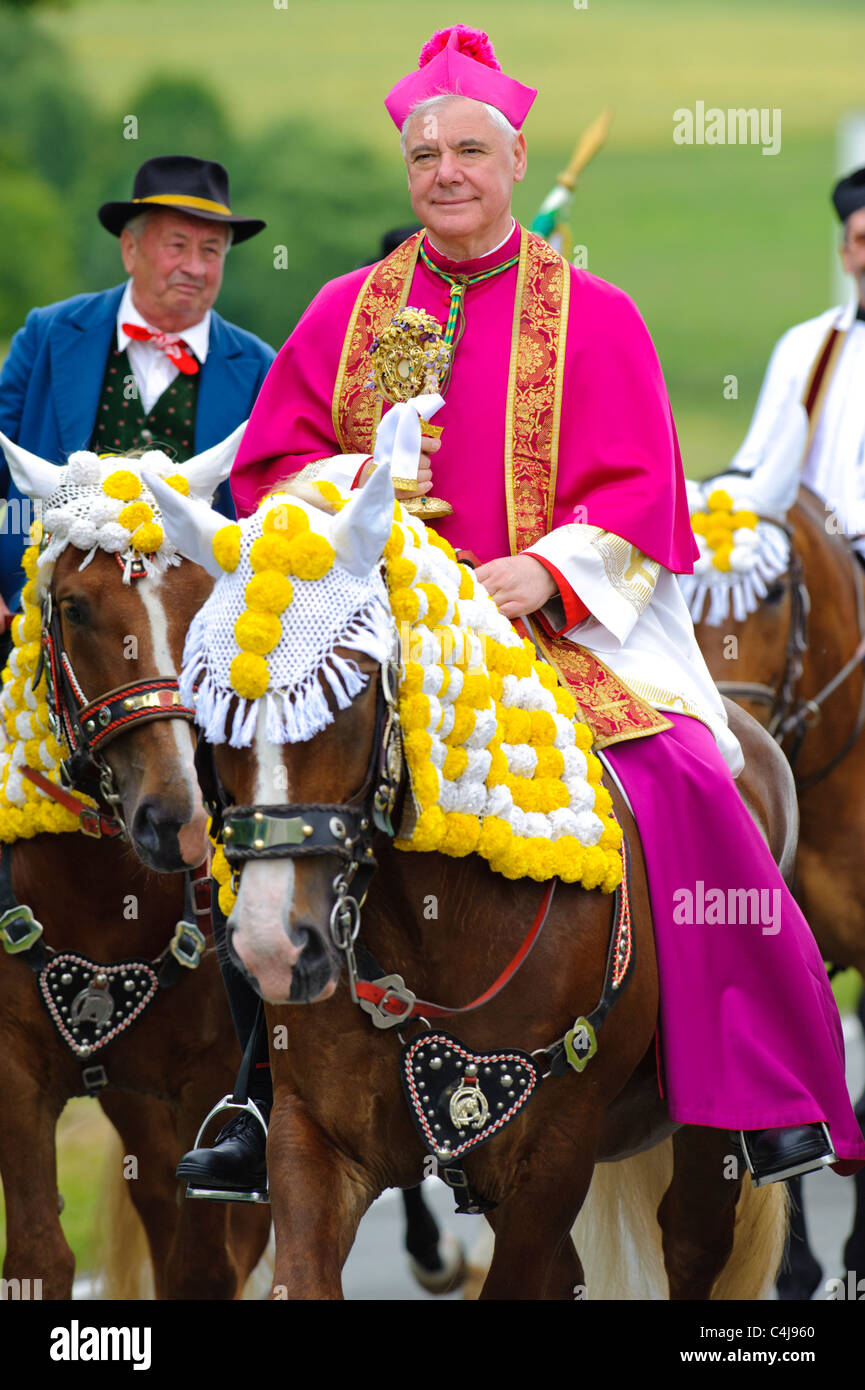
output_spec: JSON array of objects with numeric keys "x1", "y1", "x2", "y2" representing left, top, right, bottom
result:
[
  {"x1": 36, "y1": 560, "x2": 196, "y2": 834},
  {"x1": 196, "y1": 648, "x2": 406, "y2": 943}
]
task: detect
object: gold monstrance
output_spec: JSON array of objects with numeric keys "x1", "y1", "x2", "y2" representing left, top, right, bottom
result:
[{"x1": 368, "y1": 307, "x2": 453, "y2": 520}]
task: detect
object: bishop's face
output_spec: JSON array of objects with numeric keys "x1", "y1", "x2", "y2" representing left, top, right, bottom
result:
[
  {"x1": 841, "y1": 206, "x2": 865, "y2": 307},
  {"x1": 403, "y1": 96, "x2": 526, "y2": 262}
]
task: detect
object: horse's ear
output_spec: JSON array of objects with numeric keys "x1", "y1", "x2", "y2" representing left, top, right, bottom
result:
[
  {"x1": 143, "y1": 471, "x2": 224, "y2": 578},
  {"x1": 178, "y1": 421, "x2": 248, "y2": 501},
  {"x1": 330, "y1": 463, "x2": 395, "y2": 576},
  {"x1": 748, "y1": 403, "x2": 808, "y2": 519},
  {"x1": 0, "y1": 432, "x2": 65, "y2": 499}
]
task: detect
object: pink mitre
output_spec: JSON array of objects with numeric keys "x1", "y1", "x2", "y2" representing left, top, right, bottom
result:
[{"x1": 385, "y1": 25, "x2": 537, "y2": 131}]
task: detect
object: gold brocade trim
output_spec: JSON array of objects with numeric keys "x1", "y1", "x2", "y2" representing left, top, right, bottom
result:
[
  {"x1": 505, "y1": 232, "x2": 570, "y2": 555},
  {"x1": 332, "y1": 232, "x2": 423, "y2": 452},
  {"x1": 527, "y1": 617, "x2": 673, "y2": 750},
  {"x1": 548, "y1": 258, "x2": 569, "y2": 532}
]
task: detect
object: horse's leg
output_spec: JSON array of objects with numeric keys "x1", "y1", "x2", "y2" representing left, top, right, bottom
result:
[
  {"x1": 99, "y1": 1089, "x2": 243, "y2": 1300},
  {"x1": 479, "y1": 1150, "x2": 596, "y2": 1301},
  {"x1": 97, "y1": 1090, "x2": 185, "y2": 1299},
  {"x1": 0, "y1": 1070, "x2": 73, "y2": 1299},
  {"x1": 268, "y1": 1091, "x2": 372, "y2": 1300},
  {"x1": 658, "y1": 1127, "x2": 742, "y2": 1299},
  {"x1": 776, "y1": 1175, "x2": 823, "y2": 1301},
  {"x1": 658, "y1": 1124, "x2": 788, "y2": 1300},
  {"x1": 401, "y1": 1185, "x2": 466, "y2": 1294},
  {"x1": 481, "y1": 1191, "x2": 588, "y2": 1300}
]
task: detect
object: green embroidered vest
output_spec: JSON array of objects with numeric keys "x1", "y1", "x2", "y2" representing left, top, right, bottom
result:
[{"x1": 90, "y1": 345, "x2": 199, "y2": 460}]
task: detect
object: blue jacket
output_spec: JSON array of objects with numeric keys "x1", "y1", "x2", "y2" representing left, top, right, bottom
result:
[{"x1": 0, "y1": 284, "x2": 276, "y2": 607}]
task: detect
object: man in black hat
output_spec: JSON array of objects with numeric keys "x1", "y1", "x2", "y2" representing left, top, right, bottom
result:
[
  {"x1": 0, "y1": 154, "x2": 276, "y2": 624},
  {"x1": 727, "y1": 165, "x2": 865, "y2": 547}
]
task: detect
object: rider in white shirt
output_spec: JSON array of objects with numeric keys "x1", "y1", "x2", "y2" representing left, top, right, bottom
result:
[{"x1": 729, "y1": 166, "x2": 865, "y2": 549}]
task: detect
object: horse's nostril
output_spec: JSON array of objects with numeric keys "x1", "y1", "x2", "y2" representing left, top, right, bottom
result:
[
  {"x1": 288, "y1": 924, "x2": 330, "y2": 975},
  {"x1": 132, "y1": 798, "x2": 184, "y2": 867}
]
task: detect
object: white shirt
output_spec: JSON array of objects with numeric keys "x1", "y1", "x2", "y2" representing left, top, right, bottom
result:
[
  {"x1": 116, "y1": 282, "x2": 211, "y2": 416},
  {"x1": 729, "y1": 297, "x2": 865, "y2": 539}
]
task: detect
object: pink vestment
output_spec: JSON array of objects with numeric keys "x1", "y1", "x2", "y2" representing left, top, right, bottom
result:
[{"x1": 230, "y1": 226, "x2": 865, "y2": 1170}]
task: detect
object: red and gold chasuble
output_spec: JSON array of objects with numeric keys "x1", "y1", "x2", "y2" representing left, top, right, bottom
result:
[{"x1": 332, "y1": 228, "x2": 669, "y2": 749}]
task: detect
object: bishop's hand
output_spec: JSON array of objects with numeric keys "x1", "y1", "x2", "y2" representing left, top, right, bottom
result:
[
  {"x1": 474, "y1": 554, "x2": 557, "y2": 620},
  {"x1": 358, "y1": 431, "x2": 439, "y2": 498}
]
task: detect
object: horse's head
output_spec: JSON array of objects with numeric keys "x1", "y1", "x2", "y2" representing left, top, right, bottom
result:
[
  {"x1": 0, "y1": 427, "x2": 244, "y2": 871},
  {"x1": 149, "y1": 462, "x2": 397, "y2": 1003},
  {"x1": 681, "y1": 406, "x2": 809, "y2": 731}
]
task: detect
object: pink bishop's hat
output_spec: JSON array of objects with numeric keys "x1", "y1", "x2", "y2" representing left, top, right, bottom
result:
[{"x1": 385, "y1": 25, "x2": 537, "y2": 132}]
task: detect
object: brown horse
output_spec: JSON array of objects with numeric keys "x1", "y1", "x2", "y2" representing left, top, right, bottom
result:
[
  {"x1": 690, "y1": 480, "x2": 865, "y2": 1295},
  {"x1": 153, "y1": 468, "x2": 790, "y2": 1300},
  {"x1": 0, "y1": 439, "x2": 271, "y2": 1299}
]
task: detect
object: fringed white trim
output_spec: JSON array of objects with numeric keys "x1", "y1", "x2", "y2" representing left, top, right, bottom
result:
[
  {"x1": 182, "y1": 594, "x2": 393, "y2": 747},
  {"x1": 679, "y1": 525, "x2": 790, "y2": 628}
]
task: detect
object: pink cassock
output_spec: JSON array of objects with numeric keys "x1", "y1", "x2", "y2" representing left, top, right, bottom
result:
[
  {"x1": 231, "y1": 225, "x2": 865, "y2": 1170},
  {"x1": 232, "y1": 223, "x2": 697, "y2": 574}
]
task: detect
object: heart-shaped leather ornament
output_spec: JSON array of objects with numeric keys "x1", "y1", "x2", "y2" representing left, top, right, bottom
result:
[
  {"x1": 39, "y1": 952, "x2": 160, "y2": 1058},
  {"x1": 400, "y1": 1030, "x2": 540, "y2": 1161}
]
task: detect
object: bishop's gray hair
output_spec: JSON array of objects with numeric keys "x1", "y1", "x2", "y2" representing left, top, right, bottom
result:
[{"x1": 399, "y1": 94, "x2": 519, "y2": 157}]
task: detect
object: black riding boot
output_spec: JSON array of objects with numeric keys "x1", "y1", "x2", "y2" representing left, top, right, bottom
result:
[{"x1": 175, "y1": 897, "x2": 273, "y2": 1200}]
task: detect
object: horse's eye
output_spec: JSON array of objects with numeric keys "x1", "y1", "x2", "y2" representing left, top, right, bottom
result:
[
  {"x1": 764, "y1": 582, "x2": 786, "y2": 605},
  {"x1": 60, "y1": 600, "x2": 86, "y2": 626}
]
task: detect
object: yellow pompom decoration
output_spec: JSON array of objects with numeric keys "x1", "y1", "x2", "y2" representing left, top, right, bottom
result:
[
  {"x1": 230, "y1": 652, "x2": 269, "y2": 700},
  {"x1": 387, "y1": 557, "x2": 418, "y2": 590},
  {"x1": 443, "y1": 747, "x2": 468, "y2": 781},
  {"x1": 263, "y1": 503, "x2": 311, "y2": 539},
  {"x1": 413, "y1": 764, "x2": 440, "y2": 810},
  {"x1": 164, "y1": 474, "x2": 190, "y2": 496},
  {"x1": 218, "y1": 882, "x2": 238, "y2": 917},
  {"x1": 417, "y1": 583, "x2": 448, "y2": 626},
  {"x1": 287, "y1": 532, "x2": 335, "y2": 581},
  {"x1": 250, "y1": 533, "x2": 293, "y2": 574},
  {"x1": 390, "y1": 587, "x2": 420, "y2": 623},
  {"x1": 234, "y1": 610, "x2": 282, "y2": 656},
  {"x1": 102, "y1": 470, "x2": 142, "y2": 502},
  {"x1": 312, "y1": 480, "x2": 346, "y2": 509},
  {"x1": 706, "y1": 488, "x2": 733, "y2": 513},
  {"x1": 118, "y1": 501, "x2": 153, "y2": 532},
  {"x1": 132, "y1": 522, "x2": 164, "y2": 555},
  {"x1": 212, "y1": 524, "x2": 242, "y2": 573},
  {"x1": 245, "y1": 570, "x2": 293, "y2": 614}
]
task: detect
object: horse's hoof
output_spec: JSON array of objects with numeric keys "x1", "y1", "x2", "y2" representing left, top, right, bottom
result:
[{"x1": 408, "y1": 1231, "x2": 466, "y2": 1295}]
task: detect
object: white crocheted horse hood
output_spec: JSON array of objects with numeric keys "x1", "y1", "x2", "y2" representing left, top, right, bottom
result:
[{"x1": 0, "y1": 425, "x2": 246, "y2": 594}]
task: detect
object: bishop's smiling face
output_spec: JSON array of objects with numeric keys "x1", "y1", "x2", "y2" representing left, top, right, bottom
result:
[{"x1": 403, "y1": 96, "x2": 526, "y2": 262}]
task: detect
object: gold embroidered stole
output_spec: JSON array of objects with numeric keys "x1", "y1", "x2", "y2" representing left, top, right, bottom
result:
[
  {"x1": 333, "y1": 227, "x2": 670, "y2": 747},
  {"x1": 332, "y1": 232, "x2": 423, "y2": 452}
]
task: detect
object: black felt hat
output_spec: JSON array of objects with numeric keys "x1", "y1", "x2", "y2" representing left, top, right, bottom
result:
[
  {"x1": 832, "y1": 165, "x2": 865, "y2": 223},
  {"x1": 98, "y1": 155, "x2": 265, "y2": 244}
]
